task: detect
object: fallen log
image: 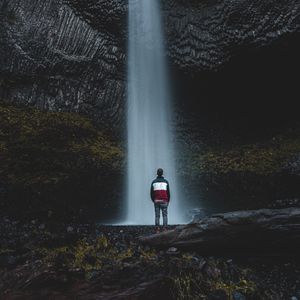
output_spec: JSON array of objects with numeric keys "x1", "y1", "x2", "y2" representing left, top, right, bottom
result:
[{"x1": 139, "y1": 208, "x2": 300, "y2": 254}]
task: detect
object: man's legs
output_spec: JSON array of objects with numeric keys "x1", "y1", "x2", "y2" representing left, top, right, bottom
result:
[
  {"x1": 154, "y1": 203, "x2": 160, "y2": 226},
  {"x1": 161, "y1": 203, "x2": 168, "y2": 227}
]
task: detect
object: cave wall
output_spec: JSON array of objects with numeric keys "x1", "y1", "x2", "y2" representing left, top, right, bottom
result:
[
  {"x1": 1, "y1": 0, "x2": 300, "y2": 216},
  {"x1": 164, "y1": 0, "x2": 300, "y2": 71},
  {"x1": 0, "y1": 0, "x2": 126, "y2": 131},
  {"x1": 1, "y1": 0, "x2": 300, "y2": 129}
]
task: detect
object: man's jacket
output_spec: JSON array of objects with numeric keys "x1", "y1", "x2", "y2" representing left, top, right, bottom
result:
[{"x1": 150, "y1": 176, "x2": 170, "y2": 203}]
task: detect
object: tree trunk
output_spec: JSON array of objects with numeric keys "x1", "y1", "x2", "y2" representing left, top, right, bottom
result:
[{"x1": 139, "y1": 208, "x2": 300, "y2": 255}]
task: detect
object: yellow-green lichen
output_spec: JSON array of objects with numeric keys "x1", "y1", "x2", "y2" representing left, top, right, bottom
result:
[
  {"x1": 172, "y1": 272, "x2": 257, "y2": 300},
  {"x1": 36, "y1": 235, "x2": 134, "y2": 274},
  {"x1": 0, "y1": 103, "x2": 123, "y2": 204},
  {"x1": 191, "y1": 134, "x2": 300, "y2": 175},
  {"x1": 215, "y1": 279, "x2": 256, "y2": 299}
]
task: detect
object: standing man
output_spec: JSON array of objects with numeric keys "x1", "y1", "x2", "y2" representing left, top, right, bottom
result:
[{"x1": 150, "y1": 168, "x2": 170, "y2": 232}]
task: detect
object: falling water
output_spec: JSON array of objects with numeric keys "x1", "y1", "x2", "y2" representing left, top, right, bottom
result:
[{"x1": 126, "y1": 0, "x2": 184, "y2": 224}]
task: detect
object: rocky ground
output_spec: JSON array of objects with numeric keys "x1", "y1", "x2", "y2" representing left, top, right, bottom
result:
[{"x1": 0, "y1": 218, "x2": 300, "y2": 299}]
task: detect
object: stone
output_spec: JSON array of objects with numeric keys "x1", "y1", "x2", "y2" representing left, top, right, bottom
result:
[
  {"x1": 67, "y1": 226, "x2": 74, "y2": 233},
  {"x1": 166, "y1": 247, "x2": 180, "y2": 255},
  {"x1": 0, "y1": 254, "x2": 17, "y2": 268},
  {"x1": 189, "y1": 208, "x2": 209, "y2": 223},
  {"x1": 207, "y1": 289, "x2": 228, "y2": 300},
  {"x1": 204, "y1": 264, "x2": 221, "y2": 280},
  {"x1": 39, "y1": 224, "x2": 46, "y2": 230},
  {"x1": 1, "y1": 0, "x2": 300, "y2": 132},
  {"x1": 233, "y1": 291, "x2": 247, "y2": 300}
]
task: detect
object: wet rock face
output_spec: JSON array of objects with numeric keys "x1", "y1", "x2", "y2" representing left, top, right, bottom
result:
[
  {"x1": 2, "y1": 0, "x2": 300, "y2": 214},
  {"x1": 163, "y1": 0, "x2": 300, "y2": 71},
  {"x1": 0, "y1": 0, "x2": 126, "y2": 130},
  {"x1": 1, "y1": 0, "x2": 300, "y2": 130}
]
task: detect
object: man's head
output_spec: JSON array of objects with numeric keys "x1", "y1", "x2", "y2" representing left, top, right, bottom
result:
[{"x1": 157, "y1": 168, "x2": 164, "y2": 177}]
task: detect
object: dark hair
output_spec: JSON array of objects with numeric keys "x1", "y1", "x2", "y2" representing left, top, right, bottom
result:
[{"x1": 157, "y1": 168, "x2": 163, "y2": 176}]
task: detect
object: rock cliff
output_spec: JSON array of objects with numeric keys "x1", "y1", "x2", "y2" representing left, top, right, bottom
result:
[
  {"x1": 1, "y1": 0, "x2": 300, "y2": 128},
  {"x1": 1, "y1": 0, "x2": 300, "y2": 216}
]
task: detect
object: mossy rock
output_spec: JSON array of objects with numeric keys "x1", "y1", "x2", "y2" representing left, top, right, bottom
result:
[
  {"x1": 192, "y1": 135, "x2": 300, "y2": 176},
  {"x1": 0, "y1": 103, "x2": 124, "y2": 220},
  {"x1": 178, "y1": 125, "x2": 300, "y2": 211}
]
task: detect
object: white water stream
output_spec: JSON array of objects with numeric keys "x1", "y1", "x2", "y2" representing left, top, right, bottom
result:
[{"x1": 126, "y1": 0, "x2": 185, "y2": 224}]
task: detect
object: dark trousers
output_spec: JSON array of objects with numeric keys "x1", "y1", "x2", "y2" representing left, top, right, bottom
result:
[{"x1": 154, "y1": 203, "x2": 168, "y2": 226}]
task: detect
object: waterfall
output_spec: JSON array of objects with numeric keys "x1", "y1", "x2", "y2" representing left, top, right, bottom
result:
[{"x1": 126, "y1": 0, "x2": 184, "y2": 224}]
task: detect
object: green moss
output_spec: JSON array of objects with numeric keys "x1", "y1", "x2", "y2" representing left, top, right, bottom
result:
[
  {"x1": 215, "y1": 279, "x2": 256, "y2": 299},
  {"x1": 172, "y1": 271, "x2": 257, "y2": 300},
  {"x1": 0, "y1": 248, "x2": 15, "y2": 255},
  {"x1": 36, "y1": 236, "x2": 134, "y2": 275},
  {"x1": 139, "y1": 247, "x2": 157, "y2": 261},
  {"x1": 172, "y1": 274, "x2": 206, "y2": 300},
  {"x1": 0, "y1": 103, "x2": 123, "y2": 217},
  {"x1": 191, "y1": 134, "x2": 300, "y2": 175},
  {"x1": 0, "y1": 104, "x2": 122, "y2": 167}
]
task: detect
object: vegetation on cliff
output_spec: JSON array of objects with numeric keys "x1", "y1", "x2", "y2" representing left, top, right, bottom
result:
[
  {"x1": 177, "y1": 119, "x2": 300, "y2": 211},
  {"x1": 192, "y1": 132, "x2": 300, "y2": 176},
  {"x1": 0, "y1": 104, "x2": 123, "y2": 220}
]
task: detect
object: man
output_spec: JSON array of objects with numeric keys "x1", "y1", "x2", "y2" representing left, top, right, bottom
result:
[{"x1": 150, "y1": 168, "x2": 170, "y2": 232}]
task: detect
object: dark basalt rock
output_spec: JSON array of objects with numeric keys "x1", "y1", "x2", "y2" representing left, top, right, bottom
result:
[
  {"x1": 1, "y1": 0, "x2": 300, "y2": 129},
  {"x1": 283, "y1": 153, "x2": 300, "y2": 176},
  {"x1": 1, "y1": 0, "x2": 300, "y2": 215},
  {"x1": 164, "y1": 0, "x2": 300, "y2": 72},
  {"x1": 208, "y1": 289, "x2": 228, "y2": 300},
  {"x1": 0, "y1": 0, "x2": 127, "y2": 131}
]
